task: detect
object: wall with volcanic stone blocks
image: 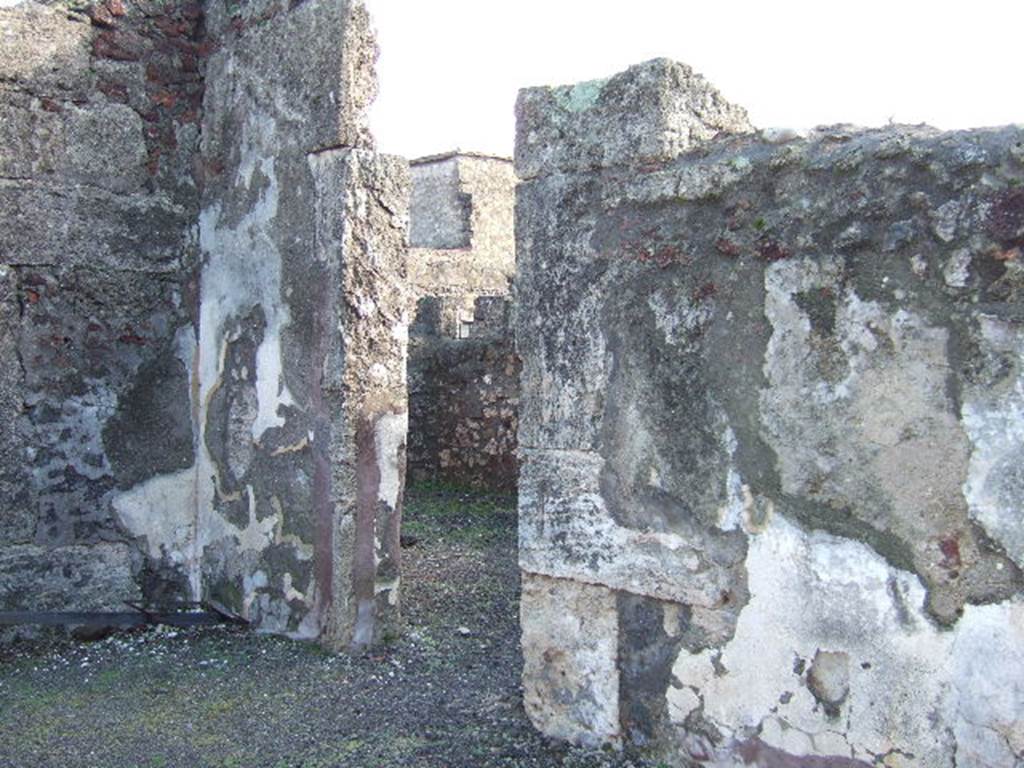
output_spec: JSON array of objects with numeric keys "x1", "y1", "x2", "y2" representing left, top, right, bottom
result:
[
  {"x1": 515, "y1": 58, "x2": 1024, "y2": 767},
  {"x1": 408, "y1": 296, "x2": 519, "y2": 491},
  {"x1": 0, "y1": 0, "x2": 205, "y2": 628},
  {"x1": 406, "y1": 152, "x2": 519, "y2": 491}
]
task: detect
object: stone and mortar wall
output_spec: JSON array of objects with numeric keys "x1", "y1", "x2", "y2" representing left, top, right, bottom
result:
[
  {"x1": 121, "y1": 0, "x2": 408, "y2": 649},
  {"x1": 408, "y1": 296, "x2": 519, "y2": 490},
  {"x1": 516, "y1": 59, "x2": 1024, "y2": 766},
  {"x1": 406, "y1": 153, "x2": 519, "y2": 490},
  {"x1": 0, "y1": 0, "x2": 206, "y2": 621},
  {"x1": 408, "y1": 152, "x2": 516, "y2": 333},
  {"x1": 1, "y1": 0, "x2": 409, "y2": 650}
]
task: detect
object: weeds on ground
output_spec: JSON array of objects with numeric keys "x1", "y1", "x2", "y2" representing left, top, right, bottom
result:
[{"x1": 402, "y1": 480, "x2": 516, "y2": 548}]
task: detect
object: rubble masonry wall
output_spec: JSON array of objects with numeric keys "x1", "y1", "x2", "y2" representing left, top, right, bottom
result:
[
  {"x1": 407, "y1": 153, "x2": 519, "y2": 490},
  {"x1": 408, "y1": 295, "x2": 519, "y2": 491},
  {"x1": 0, "y1": 0, "x2": 206, "y2": 621}
]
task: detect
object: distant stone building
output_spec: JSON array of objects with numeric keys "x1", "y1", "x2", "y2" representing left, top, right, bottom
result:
[
  {"x1": 406, "y1": 153, "x2": 520, "y2": 491},
  {"x1": 408, "y1": 152, "x2": 516, "y2": 334}
]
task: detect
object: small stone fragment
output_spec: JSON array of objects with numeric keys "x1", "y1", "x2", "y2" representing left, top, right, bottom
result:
[{"x1": 806, "y1": 649, "x2": 850, "y2": 718}]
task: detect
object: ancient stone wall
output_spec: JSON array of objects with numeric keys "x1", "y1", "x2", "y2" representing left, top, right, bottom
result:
[
  {"x1": 187, "y1": 0, "x2": 408, "y2": 649},
  {"x1": 0, "y1": 0, "x2": 205, "y2": 621},
  {"x1": 408, "y1": 152, "x2": 515, "y2": 333},
  {"x1": 1, "y1": 0, "x2": 409, "y2": 650},
  {"x1": 516, "y1": 59, "x2": 1024, "y2": 766},
  {"x1": 408, "y1": 296, "x2": 519, "y2": 490},
  {"x1": 406, "y1": 153, "x2": 519, "y2": 490}
]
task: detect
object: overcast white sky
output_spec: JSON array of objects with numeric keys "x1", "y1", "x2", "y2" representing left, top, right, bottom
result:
[{"x1": 364, "y1": 0, "x2": 1023, "y2": 160}]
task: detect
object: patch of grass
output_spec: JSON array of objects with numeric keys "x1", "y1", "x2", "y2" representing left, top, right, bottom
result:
[
  {"x1": 2, "y1": 681, "x2": 67, "y2": 718},
  {"x1": 89, "y1": 668, "x2": 123, "y2": 691},
  {"x1": 203, "y1": 696, "x2": 239, "y2": 717},
  {"x1": 403, "y1": 480, "x2": 515, "y2": 549},
  {"x1": 296, "y1": 736, "x2": 370, "y2": 768}
]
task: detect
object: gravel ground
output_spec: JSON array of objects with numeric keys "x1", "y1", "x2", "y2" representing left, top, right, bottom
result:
[{"x1": 0, "y1": 484, "x2": 658, "y2": 768}]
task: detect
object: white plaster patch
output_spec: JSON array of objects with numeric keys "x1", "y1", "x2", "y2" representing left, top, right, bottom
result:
[
  {"x1": 667, "y1": 511, "x2": 1024, "y2": 766},
  {"x1": 374, "y1": 411, "x2": 408, "y2": 510},
  {"x1": 667, "y1": 686, "x2": 701, "y2": 724},
  {"x1": 375, "y1": 576, "x2": 400, "y2": 606},
  {"x1": 716, "y1": 427, "x2": 745, "y2": 532},
  {"x1": 282, "y1": 572, "x2": 310, "y2": 605},
  {"x1": 190, "y1": 110, "x2": 294, "y2": 595},
  {"x1": 112, "y1": 467, "x2": 197, "y2": 565},
  {"x1": 961, "y1": 316, "x2": 1024, "y2": 568},
  {"x1": 761, "y1": 259, "x2": 973, "y2": 550},
  {"x1": 648, "y1": 289, "x2": 711, "y2": 346},
  {"x1": 762, "y1": 256, "x2": 852, "y2": 406},
  {"x1": 236, "y1": 484, "x2": 278, "y2": 554},
  {"x1": 251, "y1": 325, "x2": 295, "y2": 440},
  {"x1": 197, "y1": 112, "x2": 295, "y2": 446},
  {"x1": 950, "y1": 602, "x2": 1024, "y2": 766}
]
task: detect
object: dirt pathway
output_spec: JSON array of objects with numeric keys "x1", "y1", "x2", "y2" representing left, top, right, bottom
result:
[{"x1": 0, "y1": 484, "x2": 655, "y2": 768}]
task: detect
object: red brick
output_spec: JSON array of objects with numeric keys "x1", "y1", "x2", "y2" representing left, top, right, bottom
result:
[
  {"x1": 97, "y1": 79, "x2": 129, "y2": 102},
  {"x1": 93, "y1": 30, "x2": 147, "y2": 62},
  {"x1": 154, "y1": 17, "x2": 190, "y2": 37},
  {"x1": 146, "y1": 60, "x2": 200, "y2": 85},
  {"x1": 150, "y1": 90, "x2": 177, "y2": 109},
  {"x1": 87, "y1": 4, "x2": 117, "y2": 29}
]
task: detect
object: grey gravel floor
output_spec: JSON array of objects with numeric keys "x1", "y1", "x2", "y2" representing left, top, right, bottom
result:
[{"x1": 0, "y1": 484, "x2": 658, "y2": 768}]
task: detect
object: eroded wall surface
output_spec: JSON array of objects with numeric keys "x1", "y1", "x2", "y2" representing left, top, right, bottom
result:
[
  {"x1": 1, "y1": 0, "x2": 409, "y2": 650},
  {"x1": 516, "y1": 58, "x2": 1024, "y2": 766},
  {"x1": 407, "y1": 153, "x2": 519, "y2": 490},
  {"x1": 191, "y1": 0, "x2": 407, "y2": 647},
  {"x1": 0, "y1": 0, "x2": 205, "y2": 620}
]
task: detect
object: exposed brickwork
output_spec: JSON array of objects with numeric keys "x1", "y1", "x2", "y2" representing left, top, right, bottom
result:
[{"x1": 87, "y1": 0, "x2": 206, "y2": 196}]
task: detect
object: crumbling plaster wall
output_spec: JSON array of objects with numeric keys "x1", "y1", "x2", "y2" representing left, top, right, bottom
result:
[
  {"x1": 0, "y1": 0, "x2": 206, "y2": 618},
  {"x1": 120, "y1": 0, "x2": 409, "y2": 648},
  {"x1": 1, "y1": 0, "x2": 409, "y2": 650},
  {"x1": 406, "y1": 153, "x2": 519, "y2": 490},
  {"x1": 516, "y1": 59, "x2": 1024, "y2": 767}
]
